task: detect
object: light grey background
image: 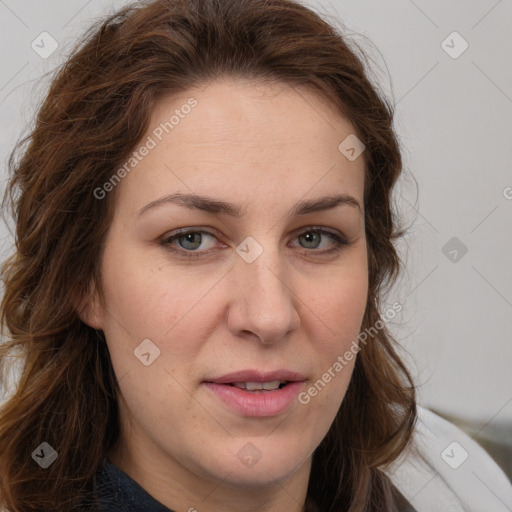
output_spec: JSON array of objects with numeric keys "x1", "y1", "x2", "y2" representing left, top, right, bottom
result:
[{"x1": 1, "y1": 0, "x2": 511, "y2": 432}]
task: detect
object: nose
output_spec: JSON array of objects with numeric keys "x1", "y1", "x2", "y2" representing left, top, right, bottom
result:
[{"x1": 226, "y1": 245, "x2": 301, "y2": 345}]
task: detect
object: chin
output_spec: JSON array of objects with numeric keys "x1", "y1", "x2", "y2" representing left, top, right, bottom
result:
[{"x1": 193, "y1": 436, "x2": 311, "y2": 488}]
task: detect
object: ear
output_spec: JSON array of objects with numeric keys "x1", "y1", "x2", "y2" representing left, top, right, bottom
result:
[{"x1": 73, "y1": 279, "x2": 104, "y2": 330}]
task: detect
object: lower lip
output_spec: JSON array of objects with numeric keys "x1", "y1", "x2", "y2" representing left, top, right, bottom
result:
[{"x1": 203, "y1": 381, "x2": 304, "y2": 417}]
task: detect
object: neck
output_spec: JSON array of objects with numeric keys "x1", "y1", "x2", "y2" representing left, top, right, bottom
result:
[{"x1": 107, "y1": 438, "x2": 310, "y2": 512}]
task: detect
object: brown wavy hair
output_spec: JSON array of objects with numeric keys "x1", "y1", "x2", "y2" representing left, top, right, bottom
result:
[{"x1": 0, "y1": 0, "x2": 416, "y2": 510}]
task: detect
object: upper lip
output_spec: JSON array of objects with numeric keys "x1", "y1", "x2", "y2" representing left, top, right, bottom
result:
[{"x1": 205, "y1": 369, "x2": 307, "y2": 384}]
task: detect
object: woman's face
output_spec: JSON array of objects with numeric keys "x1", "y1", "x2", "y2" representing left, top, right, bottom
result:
[{"x1": 83, "y1": 78, "x2": 368, "y2": 508}]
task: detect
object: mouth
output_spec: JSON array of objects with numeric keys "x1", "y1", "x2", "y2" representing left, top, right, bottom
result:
[
  {"x1": 227, "y1": 380, "x2": 291, "y2": 391},
  {"x1": 203, "y1": 370, "x2": 306, "y2": 417},
  {"x1": 205, "y1": 369, "x2": 306, "y2": 385}
]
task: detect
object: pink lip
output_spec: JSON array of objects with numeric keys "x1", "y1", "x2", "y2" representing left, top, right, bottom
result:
[
  {"x1": 203, "y1": 369, "x2": 306, "y2": 417},
  {"x1": 207, "y1": 369, "x2": 306, "y2": 384}
]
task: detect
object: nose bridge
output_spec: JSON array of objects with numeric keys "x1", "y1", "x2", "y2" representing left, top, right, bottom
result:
[
  {"x1": 228, "y1": 236, "x2": 300, "y2": 343},
  {"x1": 242, "y1": 244, "x2": 285, "y2": 296}
]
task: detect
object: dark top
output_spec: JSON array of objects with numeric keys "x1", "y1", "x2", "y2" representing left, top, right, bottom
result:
[
  {"x1": 80, "y1": 457, "x2": 417, "y2": 512},
  {"x1": 87, "y1": 458, "x2": 174, "y2": 512}
]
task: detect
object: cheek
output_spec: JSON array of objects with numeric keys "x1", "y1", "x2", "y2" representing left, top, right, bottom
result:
[
  {"x1": 298, "y1": 254, "x2": 367, "y2": 408},
  {"x1": 100, "y1": 242, "x2": 216, "y2": 342},
  {"x1": 97, "y1": 249, "x2": 212, "y2": 395},
  {"x1": 304, "y1": 255, "x2": 368, "y2": 347}
]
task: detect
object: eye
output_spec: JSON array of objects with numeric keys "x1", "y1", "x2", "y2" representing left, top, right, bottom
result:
[
  {"x1": 159, "y1": 227, "x2": 349, "y2": 259},
  {"x1": 175, "y1": 231, "x2": 215, "y2": 251},
  {"x1": 290, "y1": 228, "x2": 348, "y2": 254},
  {"x1": 160, "y1": 229, "x2": 219, "y2": 257}
]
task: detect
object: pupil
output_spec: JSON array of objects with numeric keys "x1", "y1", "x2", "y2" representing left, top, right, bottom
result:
[
  {"x1": 179, "y1": 232, "x2": 202, "y2": 250},
  {"x1": 301, "y1": 231, "x2": 320, "y2": 249}
]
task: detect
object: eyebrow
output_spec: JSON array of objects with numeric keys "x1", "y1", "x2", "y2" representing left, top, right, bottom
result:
[{"x1": 137, "y1": 192, "x2": 362, "y2": 218}]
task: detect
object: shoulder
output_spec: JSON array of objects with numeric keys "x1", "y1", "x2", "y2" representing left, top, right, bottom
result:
[{"x1": 384, "y1": 406, "x2": 512, "y2": 512}]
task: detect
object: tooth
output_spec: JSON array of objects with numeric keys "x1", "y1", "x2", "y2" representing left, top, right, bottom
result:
[
  {"x1": 245, "y1": 382, "x2": 263, "y2": 391},
  {"x1": 262, "y1": 380, "x2": 281, "y2": 390},
  {"x1": 232, "y1": 380, "x2": 287, "y2": 391}
]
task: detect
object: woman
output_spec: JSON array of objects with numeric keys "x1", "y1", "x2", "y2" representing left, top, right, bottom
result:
[{"x1": 0, "y1": 1, "x2": 510, "y2": 511}]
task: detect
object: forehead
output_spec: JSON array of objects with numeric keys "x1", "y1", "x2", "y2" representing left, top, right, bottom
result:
[{"x1": 114, "y1": 78, "x2": 365, "y2": 215}]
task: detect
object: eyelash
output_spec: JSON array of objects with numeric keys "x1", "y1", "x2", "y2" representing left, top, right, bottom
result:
[{"x1": 159, "y1": 227, "x2": 349, "y2": 259}]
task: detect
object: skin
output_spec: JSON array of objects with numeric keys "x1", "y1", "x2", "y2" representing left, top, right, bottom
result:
[{"x1": 80, "y1": 77, "x2": 368, "y2": 512}]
